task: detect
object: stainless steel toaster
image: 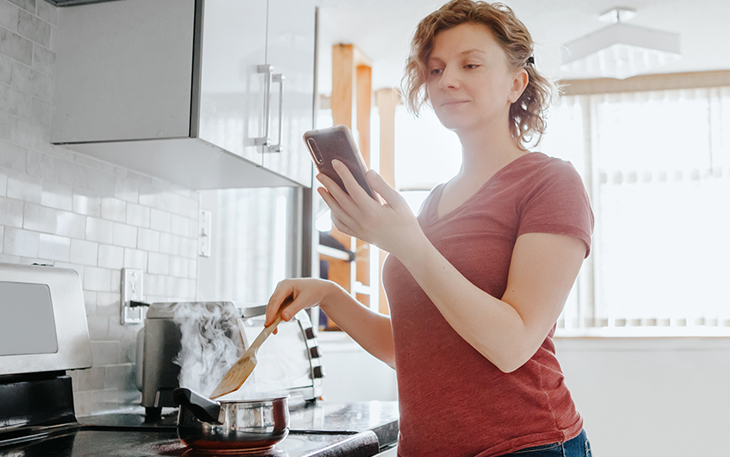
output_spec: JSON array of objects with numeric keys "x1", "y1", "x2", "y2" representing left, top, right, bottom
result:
[{"x1": 135, "y1": 302, "x2": 324, "y2": 418}]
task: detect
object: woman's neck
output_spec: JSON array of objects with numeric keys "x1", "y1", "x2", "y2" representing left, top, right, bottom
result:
[{"x1": 454, "y1": 120, "x2": 527, "y2": 184}]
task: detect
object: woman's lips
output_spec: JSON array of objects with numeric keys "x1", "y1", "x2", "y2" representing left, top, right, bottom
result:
[{"x1": 440, "y1": 99, "x2": 469, "y2": 107}]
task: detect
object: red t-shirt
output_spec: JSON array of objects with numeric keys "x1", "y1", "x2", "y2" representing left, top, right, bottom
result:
[{"x1": 382, "y1": 152, "x2": 594, "y2": 457}]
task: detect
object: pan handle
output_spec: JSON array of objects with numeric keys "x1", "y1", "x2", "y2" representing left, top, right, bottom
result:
[{"x1": 173, "y1": 387, "x2": 222, "y2": 424}]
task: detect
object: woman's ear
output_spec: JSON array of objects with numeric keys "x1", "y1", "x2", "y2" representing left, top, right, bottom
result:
[{"x1": 508, "y1": 69, "x2": 529, "y2": 104}]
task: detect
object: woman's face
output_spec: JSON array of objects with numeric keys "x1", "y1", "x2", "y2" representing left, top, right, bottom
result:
[{"x1": 425, "y1": 22, "x2": 525, "y2": 134}]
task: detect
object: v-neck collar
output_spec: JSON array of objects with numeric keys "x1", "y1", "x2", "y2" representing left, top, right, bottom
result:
[{"x1": 425, "y1": 152, "x2": 541, "y2": 225}]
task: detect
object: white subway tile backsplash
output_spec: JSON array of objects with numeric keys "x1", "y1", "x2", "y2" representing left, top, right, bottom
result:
[
  {"x1": 7, "y1": 0, "x2": 34, "y2": 14},
  {"x1": 38, "y1": 232, "x2": 69, "y2": 261},
  {"x1": 158, "y1": 232, "x2": 178, "y2": 255},
  {"x1": 169, "y1": 214, "x2": 189, "y2": 237},
  {"x1": 0, "y1": 2, "x2": 19, "y2": 31},
  {"x1": 123, "y1": 248, "x2": 146, "y2": 270},
  {"x1": 114, "y1": 176, "x2": 138, "y2": 203},
  {"x1": 55, "y1": 210, "x2": 85, "y2": 238},
  {"x1": 101, "y1": 197, "x2": 126, "y2": 222},
  {"x1": 85, "y1": 316, "x2": 109, "y2": 340},
  {"x1": 137, "y1": 227, "x2": 159, "y2": 252},
  {"x1": 70, "y1": 238, "x2": 98, "y2": 266},
  {"x1": 3, "y1": 226, "x2": 38, "y2": 256},
  {"x1": 188, "y1": 260, "x2": 197, "y2": 279},
  {"x1": 1, "y1": 141, "x2": 28, "y2": 173},
  {"x1": 98, "y1": 244, "x2": 123, "y2": 269},
  {"x1": 7, "y1": 170, "x2": 41, "y2": 202},
  {"x1": 169, "y1": 255, "x2": 187, "y2": 278},
  {"x1": 32, "y1": 44, "x2": 54, "y2": 77},
  {"x1": 148, "y1": 251, "x2": 169, "y2": 275},
  {"x1": 11, "y1": 59, "x2": 48, "y2": 99},
  {"x1": 56, "y1": 159, "x2": 87, "y2": 189},
  {"x1": 41, "y1": 181, "x2": 72, "y2": 210},
  {"x1": 30, "y1": 96, "x2": 50, "y2": 127},
  {"x1": 126, "y1": 203, "x2": 150, "y2": 228},
  {"x1": 0, "y1": 196, "x2": 23, "y2": 227},
  {"x1": 1, "y1": 10, "x2": 201, "y2": 414},
  {"x1": 17, "y1": 9, "x2": 51, "y2": 49},
  {"x1": 87, "y1": 170, "x2": 115, "y2": 196},
  {"x1": 0, "y1": 27, "x2": 33, "y2": 66},
  {"x1": 73, "y1": 190, "x2": 101, "y2": 217},
  {"x1": 149, "y1": 208, "x2": 171, "y2": 233},
  {"x1": 90, "y1": 341, "x2": 121, "y2": 366},
  {"x1": 23, "y1": 201, "x2": 55, "y2": 232},
  {"x1": 112, "y1": 222, "x2": 136, "y2": 248},
  {"x1": 1, "y1": 140, "x2": 28, "y2": 172},
  {"x1": 181, "y1": 196, "x2": 199, "y2": 219},
  {"x1": 84, "y1": 266, "x2": 111, "y2": 292},
  {"x1": 85, "y1": 217, "x2": 113, "y2": 244},
  {"x1": 0, "y1": 54, "x2": 12, "y2": 84},
  {"x1": 110, "y1": 269, "x2": 120, "y2": 293},
  {"x1": 0, "y1": 111, "x2": 10, "y2": 140},
  {"x1": 95, "y1": 292, "x2": 119, "y2": 317},
  {"x1": 162, "y1": 191, "x2": 182, "y2": 215},
  {"x1": 35, "y1": 0, "x2": 56, "y2": 27}
]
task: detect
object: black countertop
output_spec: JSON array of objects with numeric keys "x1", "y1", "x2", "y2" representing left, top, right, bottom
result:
[
  {"x1": 0, "y1": 428, "x2": 381, "y2": 457},
  {"x1": 77, "y1": 401, "x2": 399, "y2": 453}
]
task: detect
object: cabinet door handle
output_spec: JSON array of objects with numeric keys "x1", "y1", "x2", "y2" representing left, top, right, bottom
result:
[
  {"x1": 255, "y1": 65, "x2": 285, "y2": 153},
  {"x1": 268, "y1": 73, "x2": 285, "y2": 153},
  {"x1": 255, "y1": 64, "x2": 273, "y2": 148}
]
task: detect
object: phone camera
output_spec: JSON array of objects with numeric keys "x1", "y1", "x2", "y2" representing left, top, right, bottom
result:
[{"x1": 307, "y1": 138, "x2": 324, "y2": 164}]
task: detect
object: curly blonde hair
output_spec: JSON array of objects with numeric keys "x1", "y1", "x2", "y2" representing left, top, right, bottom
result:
[{"x1": 402, "y1": 0, "x2": 557, "y2": 146}]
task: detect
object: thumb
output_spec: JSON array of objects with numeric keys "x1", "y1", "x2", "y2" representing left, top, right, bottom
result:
[{"x1": 367, "y1": 170, "x2": 409, "y2": 210}]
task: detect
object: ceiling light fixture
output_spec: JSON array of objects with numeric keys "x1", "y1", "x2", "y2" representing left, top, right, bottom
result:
[{"x1": 560, "y1": 7, "x2": 681, "y2": 80}]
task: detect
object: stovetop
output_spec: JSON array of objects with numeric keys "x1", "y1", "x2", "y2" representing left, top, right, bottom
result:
[
  {"x1": 78, "y1": 401, "x2": 399, "y2": 445},
  {"x1": 0, "y1": 401, "x2": 398, "y2": 457},
  {"x1": 0, "y1": 428, "x2": 381, "y2": 457}
]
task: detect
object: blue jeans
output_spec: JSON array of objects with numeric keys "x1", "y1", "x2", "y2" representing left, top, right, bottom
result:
[{"x1": 502, "y1": 430, "x2": 592, "y2": 456}]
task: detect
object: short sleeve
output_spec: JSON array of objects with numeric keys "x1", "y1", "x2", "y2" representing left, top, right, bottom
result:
[{"x1": 517, "y1": 159, "x2": 594, "y2": 257}]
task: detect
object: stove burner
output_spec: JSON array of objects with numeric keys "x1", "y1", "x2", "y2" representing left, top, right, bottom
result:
[{"x1": 139, "y1": 437, "x2": 288, "y2": 457}]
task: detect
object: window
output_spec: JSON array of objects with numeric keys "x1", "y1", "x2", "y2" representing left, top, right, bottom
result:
[
  {"x1": 542, "y1": 87, "x2": 730, "y2": 334},
  {"x1": 394, "y1": 86, "x2": 730, "y2": 336}
]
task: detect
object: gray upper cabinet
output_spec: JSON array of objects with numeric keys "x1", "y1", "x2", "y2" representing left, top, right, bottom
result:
[{"x1": 51, "y1": 0, "x2": 314, "y2": 189}]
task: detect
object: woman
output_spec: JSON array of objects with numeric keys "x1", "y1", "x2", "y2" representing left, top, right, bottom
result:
[{"x1": 266, "y1": 1, "x2": 594, "y2": 455}]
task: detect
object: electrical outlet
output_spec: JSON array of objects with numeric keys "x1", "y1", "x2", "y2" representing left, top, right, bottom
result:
[{"x1": 121, "y1": 268, "x2": 144, "y2": 325}]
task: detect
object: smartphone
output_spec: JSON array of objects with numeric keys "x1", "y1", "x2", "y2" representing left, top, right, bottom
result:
[{"x1": 303, "y1": 125, "x2": 376, "y2": 199}]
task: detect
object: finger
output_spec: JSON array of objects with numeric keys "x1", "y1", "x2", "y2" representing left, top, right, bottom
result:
[
  {"x1": 266, "y1": 282, "x2": 293, "y2": 326},
  {"x1": 332, "y1": 160, "x2": 373, "y2": 205},
  {"x1": 317, "y1": 173, "x2": 355, "y2": 211},
  {"x1": 317, "y1": 187, "x2": 358, "y2": 235},
  {"x1": 367, "y1": 169, "x2": 407, "y2": 210},
  {"x1": 331, "y1": 212, "x2": 355, "y2": 237}
]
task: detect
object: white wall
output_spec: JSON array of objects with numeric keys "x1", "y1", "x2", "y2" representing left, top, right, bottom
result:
[
  {"x1": 556, "y1": 337, "x2": 730, "y2": 457},
  {"x1": 0, "y1": 0, "x2": 200, "y2": 415}
]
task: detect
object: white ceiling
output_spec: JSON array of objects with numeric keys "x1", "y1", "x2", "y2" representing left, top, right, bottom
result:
[{"x1": 315, "y1": 0, "x2": 730, "y2": 94}]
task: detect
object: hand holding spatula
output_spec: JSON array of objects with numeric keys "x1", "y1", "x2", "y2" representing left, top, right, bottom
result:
[{"x1": 208, "y1": 298, "x2": 291, "y2": 400}]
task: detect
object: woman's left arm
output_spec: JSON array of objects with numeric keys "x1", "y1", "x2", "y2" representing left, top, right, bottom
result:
[{"x1": 319, "y1": 160, "x2": 586, "y2": 373}]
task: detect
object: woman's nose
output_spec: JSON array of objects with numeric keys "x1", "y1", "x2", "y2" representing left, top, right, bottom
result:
[{"x1": 439, "y1": 66, "x2": 460, "y2": 90}]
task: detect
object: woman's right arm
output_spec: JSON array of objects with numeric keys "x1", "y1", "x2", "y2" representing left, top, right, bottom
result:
[{"x1": 265, "y1": 278, "x2": 396, "y2": 369}]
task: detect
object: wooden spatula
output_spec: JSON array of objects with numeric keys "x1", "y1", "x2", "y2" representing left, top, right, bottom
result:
[{"x1": 208, "y1": 304, "x2": 287, "y2": 400}]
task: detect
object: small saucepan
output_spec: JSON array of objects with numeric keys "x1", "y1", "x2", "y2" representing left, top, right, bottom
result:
[{"x1": 172, "y1": 387, "x2": 289, "y2": 452}]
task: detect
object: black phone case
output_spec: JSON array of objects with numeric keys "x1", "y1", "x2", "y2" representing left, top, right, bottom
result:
[{"x1": 303, "y1": 125, "x2": 375, "y2": 199}]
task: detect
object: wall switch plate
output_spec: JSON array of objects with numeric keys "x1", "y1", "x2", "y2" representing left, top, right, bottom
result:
[
  {"x1": 121, "y1": 268, "x2": 144, "y2": 325},
  {"x1": 199, "y1": 209, "x2": 212, "y2": 257}
]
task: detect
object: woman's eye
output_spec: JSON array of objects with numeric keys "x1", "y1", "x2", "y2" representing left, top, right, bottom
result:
[
  {"x1": 465, "y1": 64, "x2": 480, "y2": 69},
  {"x1": 429, "y1": 68, "x2": 443, "y2": 76}
]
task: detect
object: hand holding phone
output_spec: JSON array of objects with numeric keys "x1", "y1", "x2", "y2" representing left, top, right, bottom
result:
[{"x1": 303, "y1": 125, "x2": 376, "y2": 199}]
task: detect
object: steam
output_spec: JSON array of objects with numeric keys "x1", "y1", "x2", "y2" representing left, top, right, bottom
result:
[{"x1": 172, "y1": 302, "x2": 244, "y2": 398}]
